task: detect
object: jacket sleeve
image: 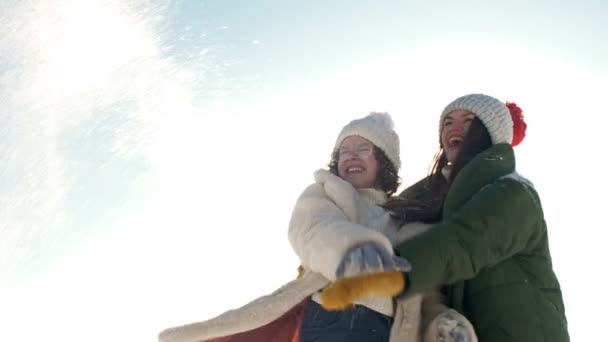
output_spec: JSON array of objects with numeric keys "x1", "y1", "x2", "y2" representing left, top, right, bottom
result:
[
  {"x1": 288, "y1": 183, "x2": 393, "y2": 281},
  {"x1": 395, "y1": 177, "x2": 545, "y2": 296}
]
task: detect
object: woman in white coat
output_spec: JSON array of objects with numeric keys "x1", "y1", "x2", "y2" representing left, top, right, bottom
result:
[{"x1": 158, "y1": 112, "x2": 475, "y2": 342}]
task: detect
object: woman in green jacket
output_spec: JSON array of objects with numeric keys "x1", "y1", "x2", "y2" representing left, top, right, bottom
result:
[{"x1": 338, "y1": 93, "x2": 570, "y2": 341}]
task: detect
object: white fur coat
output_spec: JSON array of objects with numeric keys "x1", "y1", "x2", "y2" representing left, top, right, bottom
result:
[{"x1": 158, "y1": 170, "x2": 476, "y2": 342}]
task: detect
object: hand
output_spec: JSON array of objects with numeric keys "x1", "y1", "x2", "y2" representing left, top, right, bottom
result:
[
  {"x1": 320, "y1": 271, "x2": 406, "y2": 311},
  {"x1": 428, "y1": 309, "x2": 478, "y2": 342},
  {"x1": 335, "y1": 242, "x2": 411, "y2": 278}
]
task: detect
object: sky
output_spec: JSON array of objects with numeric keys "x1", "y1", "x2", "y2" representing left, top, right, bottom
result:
[{"x1": 0, "y1": 0, "x2": 606, "y2": 341}]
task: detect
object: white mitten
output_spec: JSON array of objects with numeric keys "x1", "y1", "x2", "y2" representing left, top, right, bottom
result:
[{"x1": 425, "y1": 309, "x2": 477, "y2": 342}]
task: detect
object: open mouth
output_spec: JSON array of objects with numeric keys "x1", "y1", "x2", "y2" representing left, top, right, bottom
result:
[
  {"x1": 346, "y1": 166, "x2": 364, "y2": 173},
  {"x1": 447, "y1": 136, "x2": 463, "y2": 148}
]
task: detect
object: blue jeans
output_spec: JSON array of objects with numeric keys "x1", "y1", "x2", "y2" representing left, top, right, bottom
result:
[{"x1": 298, "y1": 300, "x2": 393, "y2": 342}]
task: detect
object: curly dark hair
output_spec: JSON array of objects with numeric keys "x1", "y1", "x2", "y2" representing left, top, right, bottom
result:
[{"x1": 328, "y1": 146, "x2": 401, "y2": 196}]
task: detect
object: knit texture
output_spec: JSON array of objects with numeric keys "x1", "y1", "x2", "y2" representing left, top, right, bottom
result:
[
  {"x1": 440, "y1": 94, "x2": 513, "y2": 145},
  {"x1": 334, "y1": 112, "x2": 401, "y2": 170}
]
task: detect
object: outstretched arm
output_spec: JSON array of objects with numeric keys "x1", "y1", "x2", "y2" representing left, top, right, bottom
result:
[
  {"x1": 288, "y1": 183, "x2": 393, "y2": 281},
  {"x1": 396, "y1": 178, "x2": 543, "y2": 296}
]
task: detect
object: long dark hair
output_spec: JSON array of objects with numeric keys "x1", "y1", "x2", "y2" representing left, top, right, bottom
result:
[
  {"x1": 328, "y1": 146, "x2": 401, "y2": 196},
  {"x1": 386, "y1": 117, "x2": 492, "y2": 223},
  {"x1": 448, "y1": 117, "x2": 492, "y2": 183}
]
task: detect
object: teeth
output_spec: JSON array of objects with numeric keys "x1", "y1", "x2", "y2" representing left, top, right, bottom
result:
[
  {"x1": 347, "y1": 167, "x2": 363, "y2": 173},
  {"x1": 449, "y1": 137, "x2": 462, "y2": 143}
]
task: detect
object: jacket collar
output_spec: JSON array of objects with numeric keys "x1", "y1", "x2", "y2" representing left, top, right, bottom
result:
[
  {"x1": 358, "y1": 188, "x2": 388, "y2": 205},
  {"x1": 314, "y1": 168, "x2": 387, "y2": 205},
  {"x1": 443, "y1": 143, "x2": 515, "y2": 213}
]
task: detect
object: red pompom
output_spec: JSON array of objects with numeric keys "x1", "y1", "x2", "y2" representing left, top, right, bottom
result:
[{"x1": 506, "y1": 102, "x2": 527, "y2": 146}]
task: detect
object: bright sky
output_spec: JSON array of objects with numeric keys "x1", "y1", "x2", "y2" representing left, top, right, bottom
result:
[{"x1": 0, "y1": 1, "x2": 606, "y2": 341}]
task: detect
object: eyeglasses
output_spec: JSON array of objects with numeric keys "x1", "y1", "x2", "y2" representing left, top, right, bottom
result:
[{"x1": 338, "y1": 143, "x2": 374, "y2": 160}]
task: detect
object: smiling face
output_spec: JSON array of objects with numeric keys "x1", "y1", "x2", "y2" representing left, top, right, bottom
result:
[
  {"x1": 441, "y1": 110, "x2": 476, "y2": 163},
  {"x1": 337, "y1": 135, "x2": 379, "y2": 189}
]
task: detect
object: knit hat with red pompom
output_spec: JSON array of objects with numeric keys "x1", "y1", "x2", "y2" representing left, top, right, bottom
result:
[{"x1": 439, "y1": 93, "x2": 527, "y2": 146}]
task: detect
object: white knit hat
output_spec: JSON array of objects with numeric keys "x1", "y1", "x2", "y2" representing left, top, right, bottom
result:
[
  {"x1": 334, "y1": 112, "x2": 401, "y2": 170},
  {"x1": 440, "y1": 93, "x2": 516, "y2": 145}
]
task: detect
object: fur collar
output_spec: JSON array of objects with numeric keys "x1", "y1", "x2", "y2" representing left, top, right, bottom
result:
[{"x1": 313, "y1": 169, "x2": 387, "y2": 205}]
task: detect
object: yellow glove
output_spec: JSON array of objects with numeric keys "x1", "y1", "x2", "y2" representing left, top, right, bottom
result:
[{"x1": 319, "y1": 271, "x2": 405, "y2": 311}]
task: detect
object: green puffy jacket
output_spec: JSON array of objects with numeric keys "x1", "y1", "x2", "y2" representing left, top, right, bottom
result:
[{"x1": 395, "y1": 144, "x2": 569, "y2": 342}]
